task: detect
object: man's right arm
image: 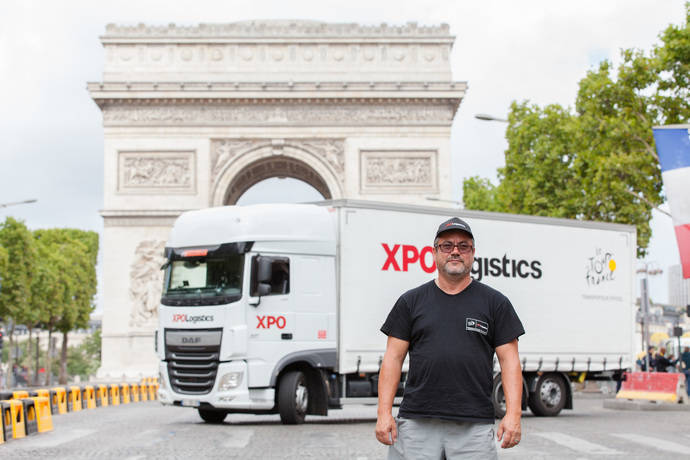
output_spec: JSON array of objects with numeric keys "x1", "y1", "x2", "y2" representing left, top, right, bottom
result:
[{"x1": 375, "y1": 336, "x2": 409, "y2": 445}]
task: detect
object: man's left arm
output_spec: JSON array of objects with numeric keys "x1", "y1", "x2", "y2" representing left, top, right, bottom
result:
[{"x1": 495, "y1": 339, "x2": 522, "y2": 449}]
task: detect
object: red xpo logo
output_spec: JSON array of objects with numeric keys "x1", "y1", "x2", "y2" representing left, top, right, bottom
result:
[
  {"x1": 382, "y1": 243, "x2": 436, "y2": 273},
  {"x1": 256, "y1": 315, "x2": 286, "y2": 329}
]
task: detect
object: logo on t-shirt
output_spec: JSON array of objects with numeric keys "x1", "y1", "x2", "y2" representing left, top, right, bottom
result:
[{"x1": 466, "y1": 318, "x2": 488, "y2": 335}]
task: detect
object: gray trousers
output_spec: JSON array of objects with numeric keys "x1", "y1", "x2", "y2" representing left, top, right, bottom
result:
[{"x1": 388, "y1": 416, "x2": 497, "y2": 460}]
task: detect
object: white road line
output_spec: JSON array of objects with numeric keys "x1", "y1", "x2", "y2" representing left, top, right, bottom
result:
[
  {"x1": 222, "y1": 428, "x2": 254, "y2": 448},
  {"x1": 533, "y1": 432, "x2": 621, "y2": 455},
  {"x1": 22, "y1": 428, "x2": 97, "y2": 448},
  {"x1": 612, "y1": 433, "x2": 688, "y2": 455}
]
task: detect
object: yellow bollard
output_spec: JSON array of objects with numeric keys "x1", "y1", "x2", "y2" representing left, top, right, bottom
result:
[
  {"x1": 51, "y1": 387, "x2": 68, "y2": 414},
  {"x1": 96, "y1": 385, "x2": 109, "y2": 407},
  {"x1": 130, "y1": 383, "x2": 140, "y2": 402},
  {"x1": 5, "y1": 400, "x2": 26, "y2": 439},
  {"x1": 109, "y1": 384, "x2": 120, "y2": 405},
  {"x1": 12, "y1": 390, "x2": 29, "y2": 400},
  {"x1": 81, "y1": 386, "x2": 97, "y2": 409},
  {"x1": 31, "y1": 397, "x2": 53, "y2": 433},
  {"x1": 0, "y1": 401, "x2": 11, "y2": 443},
  {"x1": 120, "y1": 384, "x2": 131, "y2": 404},
  {"x1": 21, "y1": 399, "x2": 38, "y2": 436},
  {"x1": 68, "y1": 386, "x2": 82, "y2": 412}
]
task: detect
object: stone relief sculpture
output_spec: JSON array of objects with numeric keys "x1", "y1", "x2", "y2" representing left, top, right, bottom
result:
[
  {"x1": 121, "y1": 154, "x2": 192, "y2": 189},
  {"x1": 129, "y1": 240, "x2": 167, "y2": 328},
  {"x1": 366, "y1": 157, "x2": 432, "y2": 185}
]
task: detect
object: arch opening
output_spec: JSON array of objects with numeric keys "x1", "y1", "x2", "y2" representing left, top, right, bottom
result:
[{"x1": 224, "y1": 156, "x2": 332, "y2": 205}]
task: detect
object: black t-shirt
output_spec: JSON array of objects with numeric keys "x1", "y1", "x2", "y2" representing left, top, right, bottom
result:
[{"x1": 381, "y1": 279, "x2": 525, "y2": 423}]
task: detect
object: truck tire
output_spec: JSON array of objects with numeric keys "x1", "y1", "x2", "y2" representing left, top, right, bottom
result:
[
  {"x1": 492, "y1": 374, "x2": 506, "y2": 418},
  {"x1": 198, "y1": 408, "x2": 227, "y2": 424},
  {"x1": 278, "y1": 370, "x2": 309, "y2": 424},
  {"x1": 528, "y1": 373, "x2": 566, "y2": 416}
]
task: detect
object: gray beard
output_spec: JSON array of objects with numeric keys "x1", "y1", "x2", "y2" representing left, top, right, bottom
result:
[{"x1": 441, "y1": 258, "x2": 470, "y2": 277}]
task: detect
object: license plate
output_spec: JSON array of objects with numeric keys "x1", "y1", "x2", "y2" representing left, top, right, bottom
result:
[{"x1": 181, "y1": 399, "x2": 200, "y2": 407}]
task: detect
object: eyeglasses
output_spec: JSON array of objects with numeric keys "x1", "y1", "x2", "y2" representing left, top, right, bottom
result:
[{"x1": 435, "y1": 242, "x2": 474, "y2": 254}]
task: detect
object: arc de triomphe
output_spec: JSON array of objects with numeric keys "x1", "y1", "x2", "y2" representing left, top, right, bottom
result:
[{"x1": 89, "y1": 21, "x2": 466, "y2": 378}]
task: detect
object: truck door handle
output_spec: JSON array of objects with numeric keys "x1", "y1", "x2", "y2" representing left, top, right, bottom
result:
[{"x1": 281, "y1": 333, "x2": 293, "y2": 340}]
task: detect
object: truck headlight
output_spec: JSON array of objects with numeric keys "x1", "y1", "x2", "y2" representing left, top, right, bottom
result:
[{"x1": 218, "y1": 371, "x2": 243, "y2": 391}]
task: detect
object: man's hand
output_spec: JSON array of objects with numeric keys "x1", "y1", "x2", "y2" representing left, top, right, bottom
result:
[
  {"x1": 496, "y1": 412, "x2": 521, "y2": 448},
  {"x1": 375, "y1": 412, "x2": 397, "y2": 445}
]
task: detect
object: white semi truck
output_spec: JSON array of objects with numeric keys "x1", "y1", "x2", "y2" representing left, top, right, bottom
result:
[{"x1": 156, "y1": 200, "x2": 636, "y2": 423}]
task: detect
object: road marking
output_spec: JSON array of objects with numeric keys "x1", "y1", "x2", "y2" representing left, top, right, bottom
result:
[
  {"x1": 21, "y1": 429, "x2": 96, "y2": 448},
  {"x1": 612, "y1": 433, "x2": 688, "y2": 454},
  {"x1": 222, "y1": 428, "x2": 254, "y2": 448},
  {"x1": 533, "y1": 432, "x2": 621, "y2": 455}
]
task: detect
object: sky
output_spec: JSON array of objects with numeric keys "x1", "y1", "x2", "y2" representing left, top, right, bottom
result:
[{"x1": 0, "y1": 0, "x2": 686, "y2": 305}]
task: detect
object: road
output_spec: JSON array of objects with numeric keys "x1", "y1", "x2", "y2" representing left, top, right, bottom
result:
[{"x1": 3, "y1": 395, "x2": 690, "y2": 459}]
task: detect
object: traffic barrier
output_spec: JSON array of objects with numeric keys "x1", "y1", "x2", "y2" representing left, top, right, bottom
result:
[
  {"x1": 96, "y1": 385, "x2": 109, "y2": 407},
  {"x1": 0, "y1": 402, "x2": 11, "y2": 443},
  {"x1": 616, "y1": 372, "x2": 687, "y2": 403},
  {"x1": 120, "y1": 383, "x2": 131, "y2": 404},
  {"x1": 109, "y1": 384, "x2": 120, "y2": 405},
  {"x1": 81, "y1": 385, "x2": 97, "y2": 409},
  {"x1": 148, "y1": 381, "x2": 156, "y2": 400},
  {"x1": 140, "y1": 382, "x2": 149, "y2": 401},
  {"x1": 4, "y1": 399, "x2": 26, "y2": 439},
  {"x1": 51, "y1": 387, "x2": 68, "y2": 414},
  {"x1": 0, "y1": 392, "x2": 13, "y2": 401},
  {"x1": 130, "y1": 383, "x2": 140, "y2": 402},
  {"x1": 68, "y1": 386, "x2": 82, "y2": 412},
  {"x1": 21, "y1": 399, "x2": 38, "y2": 436},
  {"x1": 31, "y1": 397, "x2": 53, "y2": 433},
  {"x1": 13, "y1": 390, "x2": 29, "y2": 400}
]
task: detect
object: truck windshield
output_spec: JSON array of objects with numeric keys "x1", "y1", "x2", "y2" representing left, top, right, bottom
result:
[{"x1": 161, "y1": 243, "x2": 247, "y2": 306}]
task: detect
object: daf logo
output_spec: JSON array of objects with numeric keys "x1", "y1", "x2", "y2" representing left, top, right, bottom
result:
[{"x1": 181, "y1": 337, "x2": 201, "y2": 344}]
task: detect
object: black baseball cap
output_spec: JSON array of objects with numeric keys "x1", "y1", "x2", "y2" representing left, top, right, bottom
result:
[{"x1": 436, "y1": 217, "x2": 474, "y2": 239}]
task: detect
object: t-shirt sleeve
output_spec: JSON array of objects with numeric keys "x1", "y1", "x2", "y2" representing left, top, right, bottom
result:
[
  {"x1": 380, "y1": 295, "x2": 412, "y2": 341},
  {"x1": 492, "y1": 295, "x2": 525, "y2": 347}
]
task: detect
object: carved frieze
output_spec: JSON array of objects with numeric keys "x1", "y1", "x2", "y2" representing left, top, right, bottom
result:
[
  {"x1": 129, "y1": 240, "x2": 166, "y2": 328},
  {"x1": 360, "y1": 150, "x2": 438, "y2": 193},
  {"x1": 103, "y1": 103, "x2": 454, "y2": 127},
  {"x1": 118, "y1": 151, "x2": 195, "y2": 194},
  {"x1": 210, "y1": 138, "x2": 345, "y2": 191}
]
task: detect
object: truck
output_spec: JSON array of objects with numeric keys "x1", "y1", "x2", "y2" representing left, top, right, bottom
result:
[{"x1": 155, "y1": 200, "x2": 636, "y2": 423}]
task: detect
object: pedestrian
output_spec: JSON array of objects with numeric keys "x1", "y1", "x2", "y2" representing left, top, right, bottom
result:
[
  {"x1": 642, "y1": 346, "x2": 656, "y2": 372},
  {"x1": 680, "y1": 346, "x2": 690, "y2": 397},
  {"x1": 654, "y1": 347, "x2": 677, "y2": 373},
  {"x1": 375, "y1": 217, "x2": 525, "y2": 459}
]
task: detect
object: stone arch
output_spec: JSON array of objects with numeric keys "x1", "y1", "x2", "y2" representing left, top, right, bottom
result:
[{"x1": 210, "y1": 141, "x2": 344, "y2": 206}]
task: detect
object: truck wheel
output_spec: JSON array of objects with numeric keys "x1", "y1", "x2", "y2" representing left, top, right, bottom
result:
[
  {"x1": 278, "y1": 370, "x2": 309, "y2": 424},
  {"x1": 528, "y1": 373, "x2": 566, "y2": 416},
  {"x1": 492, "y1": 374, "x2": 506, "y2": 418},
  {"x1": 198, "y1": 408, "x2": 227, "y2": 424}
]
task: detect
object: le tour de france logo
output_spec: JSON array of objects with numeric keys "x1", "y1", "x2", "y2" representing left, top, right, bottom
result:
[{"x1": 586, "y1": 248, "x2": 616, "y2": 286}]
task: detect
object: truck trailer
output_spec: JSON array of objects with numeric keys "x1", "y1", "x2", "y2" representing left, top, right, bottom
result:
[{"x1": 155, "y1": 200, "x2": 636, "y2": 423}]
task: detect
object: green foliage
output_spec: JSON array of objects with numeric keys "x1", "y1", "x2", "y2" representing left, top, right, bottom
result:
[
  {"x1": 0, "y1": 217, "x2": 36, "y2": 325},
  {"x1": 463, "y1": 5, "x2": 689, "y2": 257},
  {"x1": 67, "y1": 330, "x2": 101, "y2": 380}
]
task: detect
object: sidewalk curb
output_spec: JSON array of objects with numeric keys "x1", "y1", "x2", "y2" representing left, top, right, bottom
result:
[{"x1": 603, "y1": 399, "x2": 690, "y2": 411}]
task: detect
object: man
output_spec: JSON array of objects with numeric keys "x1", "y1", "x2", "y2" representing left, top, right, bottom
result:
[
  {"x1": 681, "y1": 346, "x2": 690, "y2": 397},
  {"x1": 376, "y1": 217, "x2": 525, "y2": 459}
]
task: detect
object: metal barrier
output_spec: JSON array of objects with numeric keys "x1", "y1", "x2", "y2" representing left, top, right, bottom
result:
[
  {"x1": 21, "y1": 399, "x2": 38, "y2": 436},
  {"x1": 51, "y1": 387, "x2": 68, "y2": 414},
  {"x1": 31, "y1": 397, "x2": 53, "y2": 433}
]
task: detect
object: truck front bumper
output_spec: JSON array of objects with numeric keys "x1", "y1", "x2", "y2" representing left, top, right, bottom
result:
[{"x1": 158, "y1": 360, "x2": 275, "y2": 410}]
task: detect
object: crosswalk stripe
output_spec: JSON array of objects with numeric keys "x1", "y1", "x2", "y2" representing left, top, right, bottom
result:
[
  {"x1": 533, "y1": 432, "x2": 621, "y2": 455},
  {"x1": 612, "y1": 433, "x2": 688, "y2": 454}
]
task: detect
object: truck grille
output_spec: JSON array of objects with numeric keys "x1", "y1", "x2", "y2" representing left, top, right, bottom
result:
[{"x1": 165, "y1": 329, "x2": 222, "y2": 395}]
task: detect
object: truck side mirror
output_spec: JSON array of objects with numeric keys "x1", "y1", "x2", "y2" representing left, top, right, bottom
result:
[
  {"x1": 257, "y1": 283, "x2": 271, "y2": 296},
  {"x1": 257, "y1": 257, "x2": 273, "y2": 284}
]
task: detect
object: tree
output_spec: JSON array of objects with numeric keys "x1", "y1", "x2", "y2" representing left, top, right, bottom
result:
[
  {"x1": 0, "y1": 217, "x2": 36, "y2": 370},
  {"x1": 464, "y1": 4, "x2": 689, "y2": 257},
  {"x1": 33, "y1": 229, "x2": 99, "y2": 384}
]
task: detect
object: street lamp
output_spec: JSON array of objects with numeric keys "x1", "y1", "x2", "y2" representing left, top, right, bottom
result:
[
  {"x1": 0, "y1": 199, "x2": 37, "y2": 209},
  {"x1": 475, "y1": 113, "x2": 508, "y2": 123},
  {"x1": 637, "y1": 262, "x2": 663, "y2": 371}
]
